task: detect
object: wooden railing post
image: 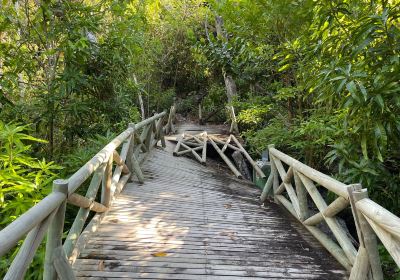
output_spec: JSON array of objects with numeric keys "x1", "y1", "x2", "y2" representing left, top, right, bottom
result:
[
  {"x1": 126, "y1": 123, "x2": 145, "y2": 183},
  {"x1": 294, "y1": 170, "x2": 308, "y2": 221},
  {"x1": 101, "y1": 153, "x2": 113, "y2": 208},
  {"x1": 44, "y1": 179, "x2": 68, "y2": 280},
  {"x1": 166, "y1": 105, "x2": 176, "y2": 135},
  {"x1": 64, "y1": 164, "x2": 105, "y2": 258},
  {"x1": 145, "y1": 121, "x2": 154, "y2": 151},
  {"x1": 126, "y1": 123, "x2": 135, "y2": 173},
  {"x1": 348, "y1": 185, "x2": 383, "y2": 280},
  {"x1": 5, "y1": 212, "x2": 56, "y2": 280},
  {"x1": 268, "y1": 144, "x2": 279, "y2": 203}
]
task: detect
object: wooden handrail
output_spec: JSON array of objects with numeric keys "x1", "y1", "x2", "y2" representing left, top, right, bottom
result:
[
  {"x1": 68, "y1": 111, "x2": 165, "y2": 194},
  {"x1": 265, "y1": 146, "x2": 400, "y2": 279},
  {"x1": 0, "y1": 111, "x2": 167, "y2": 279},
  {"x1": 356, "y1": 198, "x2": 400, "y2": 240},
  {"x1": 0, "y1": 192, "x2": 66, "y2": 257},
  {"x1": 269, "y1": 147, "x2": 348, "y2": 198}
]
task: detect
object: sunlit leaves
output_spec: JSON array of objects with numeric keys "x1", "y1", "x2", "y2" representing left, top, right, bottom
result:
[{"x1": 237, "y1": 106, "x2": 270, "y2": 125}]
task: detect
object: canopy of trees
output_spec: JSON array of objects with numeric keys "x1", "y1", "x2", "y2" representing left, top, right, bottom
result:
[{"x1": 0, "y1": 0, "x2": 399, "y2": 278}]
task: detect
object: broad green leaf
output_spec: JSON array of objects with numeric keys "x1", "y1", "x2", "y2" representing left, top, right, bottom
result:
[{"x1": 361, "y1": 134, "x2": 368, "y2": 159}]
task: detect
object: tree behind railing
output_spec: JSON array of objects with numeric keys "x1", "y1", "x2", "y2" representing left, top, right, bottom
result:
[
  {"x1": 262, "y1": 145, "x2": 400, "y2": 280},
  {"x1": 0, "y1": 109, "x2": 174, "y2": 280}
]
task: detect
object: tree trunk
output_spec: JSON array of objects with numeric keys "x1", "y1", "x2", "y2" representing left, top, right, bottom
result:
[
  {"x1": 133, "y1": 74, "x2": 145, "y2": 120},
  {"x1": 214, "y1": 13, "x2": 239, "y2": 134}
]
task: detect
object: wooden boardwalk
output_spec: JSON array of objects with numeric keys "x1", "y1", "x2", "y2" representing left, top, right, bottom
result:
[{"x1": 72, "y1": 140, "x2": 348, "y2": 279}]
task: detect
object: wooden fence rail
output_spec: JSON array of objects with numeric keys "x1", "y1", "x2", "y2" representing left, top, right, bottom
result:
[
  {"x1": 0, "y1": 108, "x2": 173, "y2": 280},
  {"x1": 262, "y1": 145, "x2": 400, "y2": 280}
]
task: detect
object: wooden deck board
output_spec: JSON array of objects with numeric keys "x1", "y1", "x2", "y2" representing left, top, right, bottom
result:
[{"x1": 73, "y1": 143, "x2": 348, "y2": 279}]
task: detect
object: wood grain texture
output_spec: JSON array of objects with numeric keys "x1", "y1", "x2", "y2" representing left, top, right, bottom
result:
[{"x1": 72, "y1": 146, "x2": 348, "y2": 279}]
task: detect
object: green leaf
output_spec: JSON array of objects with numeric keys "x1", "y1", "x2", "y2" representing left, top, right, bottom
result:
[
  {"x1": 346, "y1": 81, "x2": 360, "y2": 102},
  {"x1": 357, "y1": 82, "x2": 367, "y2": 101},
  {"x1": 374, "y1": 95, "x2": 384, "y2": 110},
  {"x1": 361, "y1": 134, "x2": 368, "y2": 159},
  {"x1": 278, "y1": 64, "x2": 290, "y2": 72}
]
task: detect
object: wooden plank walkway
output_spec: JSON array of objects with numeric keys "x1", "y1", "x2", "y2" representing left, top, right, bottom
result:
[{"x1": 72, "y1": 142, "x2": 348, "y2": 279}]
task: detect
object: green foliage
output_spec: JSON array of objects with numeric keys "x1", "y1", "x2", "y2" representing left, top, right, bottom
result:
[
  {"x1": 2, "y1": 0, "x2": 400, "y2": 278},
  {"x1": 201, "y1": 84, "x2": 226, "y2": 122},
  {"x1": 61, "y1": 132, "x2": 116, "y2": 177},
  {"x1": 0, "y1": 122, "x2": 61, "y2": 278}
]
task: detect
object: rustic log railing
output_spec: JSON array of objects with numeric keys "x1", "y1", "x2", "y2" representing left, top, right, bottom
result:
[
  {"x1": 0, "y1": 110, "x2": 172, "y2": 280},
  {"x1": 262, "y1": 145, "x2": 400, "y2": 280}
]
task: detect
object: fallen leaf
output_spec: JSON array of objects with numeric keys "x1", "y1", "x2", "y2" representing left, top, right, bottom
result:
[
  {"x1": 224, "y1": 203, "x2": 232, "y2": 209},
  {"x1": 219, "y1": 230, "x2": 237, "y2": 240},
  {"x1": 152, "y1": 252, "x2": 167, "y2": 257},
  {"x1": 98, "y1": 260, "x2": 104, "y2": 271}
]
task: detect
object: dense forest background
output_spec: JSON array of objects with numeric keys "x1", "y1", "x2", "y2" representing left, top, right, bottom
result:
[{"x1": 0, "y1": 0, "x2": 399, "y2": 278}]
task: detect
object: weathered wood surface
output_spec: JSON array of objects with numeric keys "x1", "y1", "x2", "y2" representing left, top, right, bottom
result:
[
  {"x1": 72, "y1": 145, "x2": 348, "y2": 279},
  {"x1": 175, "y1": 122, "x2": 230, "y2": 135}
]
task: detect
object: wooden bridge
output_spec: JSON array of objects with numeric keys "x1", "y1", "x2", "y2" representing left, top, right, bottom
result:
[{"x1": 1, "y1": 108, "x2": 400, "y2": 280}]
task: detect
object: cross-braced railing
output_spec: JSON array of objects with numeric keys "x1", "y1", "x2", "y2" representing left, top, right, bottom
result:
[
  {"x1": 0, "y1": 108, "x2": 175, "y2": 280},
  {"x1": 262, "y1": 145, "x2": 400, "y2": 280}
]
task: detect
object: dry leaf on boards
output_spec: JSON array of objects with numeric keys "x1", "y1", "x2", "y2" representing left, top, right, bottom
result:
[{"x1": 152, "y1": 252, "x2": 168, "y2": 257}]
